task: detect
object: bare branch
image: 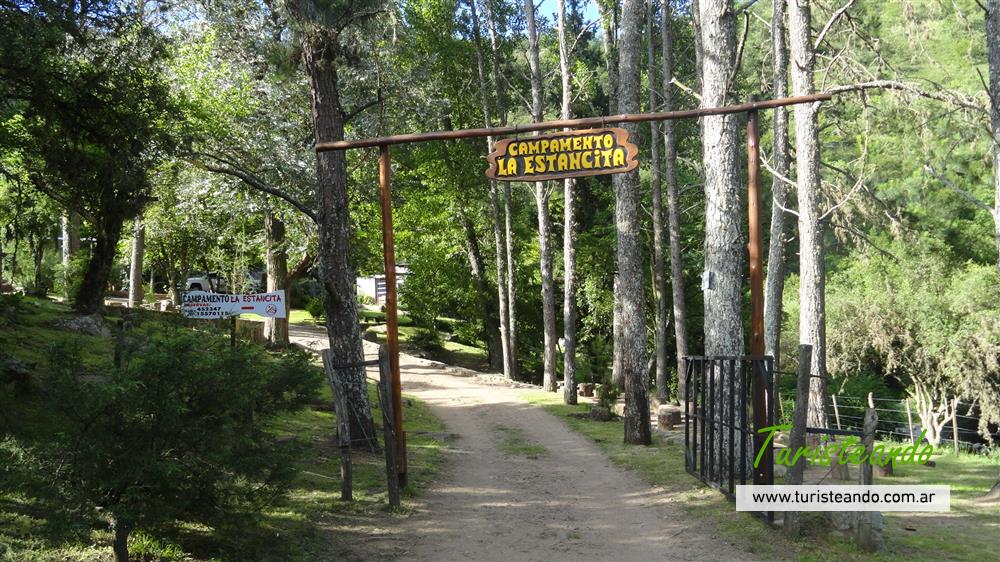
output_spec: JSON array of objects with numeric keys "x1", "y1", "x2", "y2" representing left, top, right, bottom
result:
[
  {"x1": 826, "y1": 80, "x2": 988, "y2": 116},
  {"x1": 814, "y1": 0, "x2": 858, "y2": 50},
  {"x1": 923, "y1": 163, "x2": 995, "y2": 213},
  {"x1": 670, "y1": 77, "x2": 702, "y2": 102}
]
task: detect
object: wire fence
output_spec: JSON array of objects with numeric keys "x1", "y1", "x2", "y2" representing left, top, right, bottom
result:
[{"x1": 774, "y1": 384, "x2": 986, "y2": 453}]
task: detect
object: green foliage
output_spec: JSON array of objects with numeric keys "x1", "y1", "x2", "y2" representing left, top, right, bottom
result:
[
  {"x1": 356, "y1": 293, "x2": 375, "y2": 306},
  {"x1": 2, "y1": 324, "x2": 322, "y2": 559},
  {"x1": 305, "y1": 296, "x2": 325, "y2": 320},
  {"x1": 826, "y1": 237, "x2": 1000, "y2": 438},
  {"x1": 53, "y1": 251, "x2": 90, "y2": 302}
]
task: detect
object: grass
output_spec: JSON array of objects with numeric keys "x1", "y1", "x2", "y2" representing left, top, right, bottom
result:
[
  {"x1": 287, "y1": 308, "x2": 414, "y2": 327},
  {"x1": 0, "y1": 297, "x2": 449, "y2": 561},
  {"x1": 494, "y1": 425, "x2": 547, "y2": 457},
  {"x1": 363, "y1": 325, "x2": 489, "y2": 372},
  {"x1": 520, "y1": 391, "x2": 1000, "y2": 562}
]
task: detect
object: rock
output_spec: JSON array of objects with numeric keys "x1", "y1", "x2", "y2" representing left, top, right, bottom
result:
[
  {"x1": 657, "y1": 405, "x2": 682, "y2": 430},
  {"x1": 923, "y1": 460, "x2": 936, "y2": 468},
  {"x1": 53, "y1": 314, "x2": 112, "y2": 337},
  {"x1": 589, "y1": 406, "x2": 612, "y2": 422}
]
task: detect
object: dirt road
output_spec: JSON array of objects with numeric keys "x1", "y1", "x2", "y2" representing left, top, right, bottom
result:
[{"x1": 290, "y1": 325, "x2": 754, "y2": 561}]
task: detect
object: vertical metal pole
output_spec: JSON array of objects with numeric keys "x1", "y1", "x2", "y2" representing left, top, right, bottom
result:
[
  {"x1": 747, "y1": 100, "x2": 765, "y2": 357},
  {"x1": 379, "y1": 144, "x2": 407, "y2": 486},
  {"x1": 832, "y1": 394, "x2": 843, "y2": 430}
]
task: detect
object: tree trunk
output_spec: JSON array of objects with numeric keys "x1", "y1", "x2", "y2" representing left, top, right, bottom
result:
[
  {"x1": 30, "y1": 236, "x2": 46, "y2": 297},
  {"x1": 559, "y1": 0, "x2": 578, "y2": 405},
  {"x1": 616, "y1": 0, "x2": 651, "y2": 445},
  {"x1": 111, "y1": 517, "x2": 131, "y2": 562},
  {"x1": 597, "y1": 0, "x2": 620, "y2": 111},
  {"x1": 789, "y1": 0, "x2": 830, "y2": 430},
  {"x1": 524, "y1": 0, "x2": 558, "y2": 392},
  {"x1": 699, "y1": 0, "x2": 743, "y2": 357},
  {"x1": 699, "y1": 0, "x2": 741, "y2": 482},
  {"x1": 987, "y1": 0, "x2": 1000, "y2": 279},
  {"x1": 461, "y1": 211, "x2": 504, "y2": 371},
  {"x1": 469, "y1": 0, "x2": 512, "y2": 378},
  {"x1": 128, "y1": 220, "x2": 144, "y2": 308},
  {"x1": 691, "y1": 0, "x2": 704, "y2": 89},
  {"x1": 504, "y1": 184, "x2": 518, "y2": 379},
  {"x1": 647, "y1": 0, "x2": 669, "y2": 404},
  {"x1": 294, "y1": 13, "x2": 375, "y2": 448},
  {"x1": 74, "y1": 218, "x2": 124, "y2": 314},
  {"x1": 484, "y1": 0, "x2": 518, "y2": 379},
  {"x1": 661, "y1": 0, "x2": 689, "y2": 403},
  {"x1": 61, "y1": 212, "x2": 80, "y2": 297},
  {"x1": 264, "y1": 209, "x2": 289, "y2": 347},
  {"x1": 764, "y1": 0, "x2": 791, "y2": 370},
  {"x1": 600, "y1": 0, "x2": 624, "y2": 390}
]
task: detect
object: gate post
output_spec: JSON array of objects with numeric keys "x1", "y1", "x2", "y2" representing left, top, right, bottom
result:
[{"x1": 378, "y1": 144, "x2": 407, "y2": 487}]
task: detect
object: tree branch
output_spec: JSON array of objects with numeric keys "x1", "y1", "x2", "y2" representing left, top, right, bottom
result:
[
  {"x1": 826, "y1": 80, "x2": 988, "y2": 116},
  {"x1": 343, "y1": 98, "x2": 382, "y2": 124},
  {"x1": 923, "y1": 163, "x2": 995, "y2": 213},
  {"x1": 191, "y1": 153, "x2": 318, "y2": 222},
  {"x1": 814, "y1": 0, "x2": 858, "y2": 50}
]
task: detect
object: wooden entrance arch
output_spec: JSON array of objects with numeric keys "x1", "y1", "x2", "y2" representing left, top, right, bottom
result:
[{"x1": 316, "y1": 92, "x2": 833, "y2": 486}]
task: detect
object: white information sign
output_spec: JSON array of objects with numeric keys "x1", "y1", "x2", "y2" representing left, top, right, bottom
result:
[{"x1": 181, "y1": 290, "x2": 287, "y2": 319}]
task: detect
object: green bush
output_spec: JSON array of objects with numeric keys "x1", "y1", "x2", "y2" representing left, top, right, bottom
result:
[
  {"x1": 53, "y1": 251, "x2": 89, "y2": 300},
  {"x1": 356, "y1": 293, "x2": 375, "y2": 306},
  {"x1": 304, "y1": 296, "x2": 325, "y2": 320},
  {"x1": 2, "y1": 325, "x2": 322, "y2": 562}
]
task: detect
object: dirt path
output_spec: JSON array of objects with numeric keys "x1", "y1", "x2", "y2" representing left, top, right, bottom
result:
[{"x1": 290, "y1": 325, "x2": 755, "y2": 561}]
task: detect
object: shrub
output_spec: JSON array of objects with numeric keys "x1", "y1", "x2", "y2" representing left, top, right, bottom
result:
[
  {"x1": 304, "y1": 296, "x2": 325, "y2": 320},
  {"x1": 3, "y1": 326, "x2": 322, "y2": 562},
  {"x1": 356, "y1": 293, "x2": 375, "y2": 306}
]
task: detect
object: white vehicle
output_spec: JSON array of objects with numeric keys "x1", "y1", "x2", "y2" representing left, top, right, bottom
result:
[{"x1": 185, "y1": 272, "x2": 262, "y2": 294}]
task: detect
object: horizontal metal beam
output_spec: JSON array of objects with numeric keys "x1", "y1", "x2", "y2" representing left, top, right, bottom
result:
[{"x1": 316, "y1": 93, "x2": 833, "y2": 152}]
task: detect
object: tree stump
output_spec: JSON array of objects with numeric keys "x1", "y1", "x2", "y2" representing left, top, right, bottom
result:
[{"x1": 656, "y1": 405, "x2": 681, "y2": 430}]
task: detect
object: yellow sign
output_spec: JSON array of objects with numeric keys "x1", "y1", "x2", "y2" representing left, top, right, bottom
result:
[{"x1": 485, "y1": 127, "x2": 639, "y2": 182}]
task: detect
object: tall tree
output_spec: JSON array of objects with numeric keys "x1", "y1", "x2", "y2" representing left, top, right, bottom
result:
[
  {"x1": 559, "y1": 0, "x2": 578, "y2": 404},
  {"x1": 1, "y1": 5, "x2": 176, "y2": 314},
  {"x1": 523, "y1": 0, "x2": 558, "y2": 392},
  {"x1": 60, "y1": 212, "x2": 80, "y2": 296},
  {"x1": 763, "y1": 0, "x2": 790, "y2": 369},
  {"x1": 698, "y1": 0, "x2": 742, "y2": 357},
  {"x1": 647, "y1": 0, "x2": 669, "y2": 403},
  {"x1": 468, "y1": 0, "x2": 512, "y2": 378},
  {"x1": 284, "y1": 0, "x2": 379, "y2": 448},
  {"x1": 789, "y1": 0, "x2": 829, "y2": 429},
  {"x1": 485, "y1": 0, "x2": 519, "y2": 379},
  {"x1": 661, "y1": 0, "x2": 688, "y2": 402},
  {"x1": 616, "y1": 0, "x2": 651, "y2": 445},
  {"x1": 128, "y1": 220, "x2": 145, "y2": 308},
  {"x1": 988, "y1": 0, "x2": 1000, "y2": 280}
]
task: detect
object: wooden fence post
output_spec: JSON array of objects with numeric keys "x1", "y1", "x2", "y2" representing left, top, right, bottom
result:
[
  {"x1": 784, "y1": 344, "x2": 811, "y2": 537},
  {"x1": 322, "y1": 350, "x2": 352, "y2": 502},
  {"x1": 854, "y1": 392, "x2": 883, "y2": 552},
  {"x1": 831, "y1": 394, "x2": 842, "y2": 430},
  {"x1": 377, "y1": 345, "x2": 401, "y2": 509}
]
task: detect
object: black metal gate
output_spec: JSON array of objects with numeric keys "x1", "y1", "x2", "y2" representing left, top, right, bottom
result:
[{"x1": 684, "y1": 356, "x2": 775, "y2": 516}]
